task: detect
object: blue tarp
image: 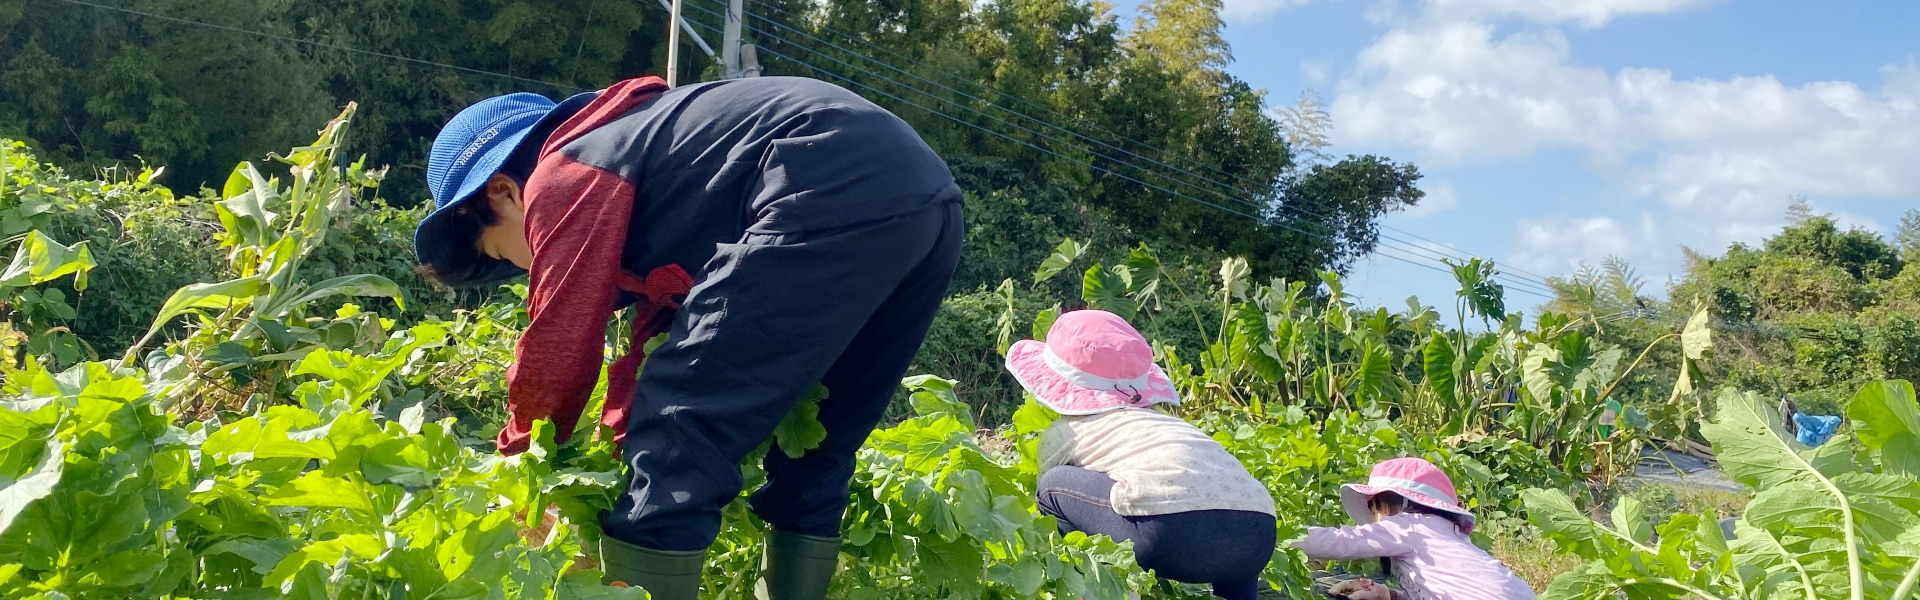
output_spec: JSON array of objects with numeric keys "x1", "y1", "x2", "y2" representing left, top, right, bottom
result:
[{"x1": 1792, "y1": 413, "x2": 1842, "y2": 447}]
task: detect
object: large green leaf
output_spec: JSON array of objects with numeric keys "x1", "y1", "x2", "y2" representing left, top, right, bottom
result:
[
  {"x1": 1523, "y1": 488, "x2": 1609, "y2": 558},
  {"x1": 1611, "y1": 495, "x2": 1654, "y2": 547},
  {"x1": 1081, "y1": 265, "x2": 1137, "y2": 320},
  {"x1": 263, "y1": 471, "x2": 376, "y2": 514},
  {"x1": 1848, "y1": 380, "x2": 1920, "y2": 477},
  {"x1": 903, "y1": 375, "x2": 972, "y2": 427},
  {"x1": 1032, "y1": 238, "x2": 1084, "y2": 283},
  {"x1": 139, "y1": 277, "x2": 267, "y2": 341},
  {"x1": 1422, "y1": 334, "x2": 1456, "y2": 403},
  {"x1": 0, "y1": 230, "x2": 95, "y2": 291},
  {"x1": 1704, "y1": 389, "x2": 1854, "y2": 490},
  {"x1": 0, "y1": 439, "x2": 62, "y2": 535},
  {"x1": 269, "y1": 274, "x2": 406, "y2": 317}
]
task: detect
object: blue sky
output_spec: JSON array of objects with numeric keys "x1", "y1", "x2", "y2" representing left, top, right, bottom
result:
[{"x1": 1117, "y1": 0, "x2": 1920, "y2": 315}]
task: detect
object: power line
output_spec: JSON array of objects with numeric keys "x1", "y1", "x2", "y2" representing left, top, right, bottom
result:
[
  {"x1": 44, "y1": 0, "x2": 588, "y2": 93},
  {"x1": 675, "y1": 13, "x2": 1560, "y2": 300},
  {"x1": 737, "y1": 0, "x2": 1564, "y2": 287},
  {"x1": 719, "y1": 0, "x2": 1559, "y2": 296},
  {"x1": 682, "y1": 3, "x2": 1558, "y2": 298}
]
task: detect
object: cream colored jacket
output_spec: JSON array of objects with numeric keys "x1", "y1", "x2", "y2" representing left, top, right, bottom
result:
[{"x1": 1038, "y1": 408, "x2": 1276, "y2": 517}]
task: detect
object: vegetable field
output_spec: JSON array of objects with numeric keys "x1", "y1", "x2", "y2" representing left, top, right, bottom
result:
[{"x1": 0, "y1": 108, "x2": 1916, "y2": 600}]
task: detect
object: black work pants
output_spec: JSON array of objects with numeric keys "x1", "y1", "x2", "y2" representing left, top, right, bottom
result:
[
  {"x1": 600, "y1": 200, "x2": 963, "y2": 551},
  {"x1": 1036, "y1": 466, "x2": 1277, "y2": 600}
]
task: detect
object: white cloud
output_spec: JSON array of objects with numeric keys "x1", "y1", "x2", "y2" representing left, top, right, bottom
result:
[
  {"x1": 1223, "y1": 0, "x2": 1314, "y2": 22},
  {"x1": 1326, "y1": 7, "x2": 1920, "y2": 280},
  {"x1": 1401, "y1": 181, "x2": 1457, "y2": 217},
  {"x1": 1511, "y1": 214, "x2": 1646, "y2": 274},
  {"x1": 1426, "y1": 0, "x2": 1723, "y2": 27}
]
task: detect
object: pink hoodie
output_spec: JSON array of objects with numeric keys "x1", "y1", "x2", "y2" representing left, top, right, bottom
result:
[{"x1": 1296, "y1": 513, "x2": 1535, "y2": 600}]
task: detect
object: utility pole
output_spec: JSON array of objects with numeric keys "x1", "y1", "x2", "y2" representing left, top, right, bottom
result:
[
  {"x1": 666, "y1": 0, "x2": 685, "y2": 86},
  {"x1": 722, "y1": 0, "x2": 743, "y2": 79}
]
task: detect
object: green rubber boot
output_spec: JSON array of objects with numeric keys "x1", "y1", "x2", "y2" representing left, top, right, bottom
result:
[
  {"x1": 600, "y1": 536, "x2": 706, "y2": 600},
  {"x1": 753, "y1": 530, "x2": 841, "y2": 600}
]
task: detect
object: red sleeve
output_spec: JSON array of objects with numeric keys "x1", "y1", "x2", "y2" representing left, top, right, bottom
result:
[{"x1": 497, "y1": 157, "x2": 638, "y2": 455}]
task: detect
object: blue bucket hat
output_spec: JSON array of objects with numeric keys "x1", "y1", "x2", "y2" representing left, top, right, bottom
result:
[{"x1": 415, "y1": 91, "x2": 594, "y2": 287}]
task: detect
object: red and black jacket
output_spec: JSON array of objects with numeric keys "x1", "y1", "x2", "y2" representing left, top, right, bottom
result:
[{"x1": 498, "y1": 76, "x2": 960, "y2": 454}]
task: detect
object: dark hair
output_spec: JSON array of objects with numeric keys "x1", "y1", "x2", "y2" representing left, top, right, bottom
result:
[
  {"x1": 415, "y1": 137, "x2": 543, "y2": 288},
  {"x1": 413, "y1": 195, "x2": 501, "y2": 287},
  {"x1": 1367, "y1": 492, "x2": 1455, "y2": 579}
]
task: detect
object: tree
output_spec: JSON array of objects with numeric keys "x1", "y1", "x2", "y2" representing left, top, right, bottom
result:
[
  {"x1": 1275, "y1": 90, "x2": 1332, "y2": 167},
  {"x1": 5, "y1": 0, "x2": 1427, "y2": 292},
  {"x1": 1897, "y1": 208, "x2": 1920, "y2": 264}
]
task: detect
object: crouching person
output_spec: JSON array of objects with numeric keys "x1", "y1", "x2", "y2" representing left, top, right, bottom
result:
[{"x1": 1005, "y1": 310, "x2": 1278, "y2": 600}]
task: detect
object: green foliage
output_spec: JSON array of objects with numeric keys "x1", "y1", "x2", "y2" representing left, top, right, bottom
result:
[
  {"x1": 1524, "y1": 383, "x2": 1920, "y2": 600},
  {"x1": 6, "y1": 0, "x2": 1425, "y2": 295},
  {"x1": 1660, "y1": 215, "x2": 1920, "y2": 415}
]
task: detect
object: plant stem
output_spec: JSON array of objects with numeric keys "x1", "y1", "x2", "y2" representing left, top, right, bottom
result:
[
  {"x1": 1594, "y1": 332, "x2": 1679, "y2": 405},
  {"x1": 1610, "y1": 577, "x2": 1731, "y2": 600},
  {"x1": 1893, "y1": 555, "x2": 1920, "y2": 600}
]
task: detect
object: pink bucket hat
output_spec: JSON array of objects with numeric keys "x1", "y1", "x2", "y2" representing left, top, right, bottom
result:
[
  {"x1": 1340, "y1": 457, "x2": 1476, "y2": 534},
  {"x1": 1004, "y1": 310, "x2": 1180, "y2": 415}
]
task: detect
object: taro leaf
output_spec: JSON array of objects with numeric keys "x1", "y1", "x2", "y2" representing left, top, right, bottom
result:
[
  {"x1": 1033, "y1": 238, "x2": 1085, "y2": 283},
  {"x1": 0, "y1": 439, "x2": 63, "y2": 534},
  {"x1": 268, "y1": 274, "x2": 406, "y2": 317},
  {"x1": 1521, "y1": 343, "x2": 1561, "y2": 403},
  {"x1": 1353, "y1": 345, "x2": 1391, "y2": 402},
  {"x1": 0, "y1": 230, "x2": 95, "y2": 291},
  {"x1": 1032, "y1": 304, "x2": 1060, "y2": 342},
  {"x1": 1423, "y1": 334, "x2": 1456, "y2": 402},
  {"x1": 1219, "y1": 257, "x2": 1251, "y2": 300},
  {"x1": 773, "y1": 385, "x2": 829, "y2": 459},
  {"x1": 1318, "y1": 270, "x2": 1343, "y2": 301},
  {"x1": 1681, "y1": 307, "x2": 1714, "y2": 360},
  {"x1": 1082, "y1": 265, "x2": 1137, "y2": 320}
]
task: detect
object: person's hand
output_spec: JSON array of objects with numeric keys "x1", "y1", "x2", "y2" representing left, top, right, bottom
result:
[{"x1": 1329, "y1": 578, "x2": 1393, "y2": 600}]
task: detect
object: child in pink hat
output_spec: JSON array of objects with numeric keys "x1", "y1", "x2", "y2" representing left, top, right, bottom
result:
[
  {"x1": 1295, "y1": 457, "x2": 1535, "y2": 600},
  {"x1": 1007, "y1": 310, "x2": 1277, "y2": 600}
]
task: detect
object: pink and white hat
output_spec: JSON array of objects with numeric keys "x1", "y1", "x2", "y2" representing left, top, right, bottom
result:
[
  {"x1": 1340, "y1": 457, "x2": 1476, "y2": 534},
  {"x1": 1004, "y1": 310, "x2": 1180, "y2": 415}
]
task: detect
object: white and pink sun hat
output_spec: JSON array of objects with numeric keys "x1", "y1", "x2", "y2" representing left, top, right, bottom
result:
[
  {"x1": 1340, "y1": 457, "x2": 1477, "y2": 534},
  {"x1": 1005, "y1": 310, "x2": 1180, "y2": 415}
]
